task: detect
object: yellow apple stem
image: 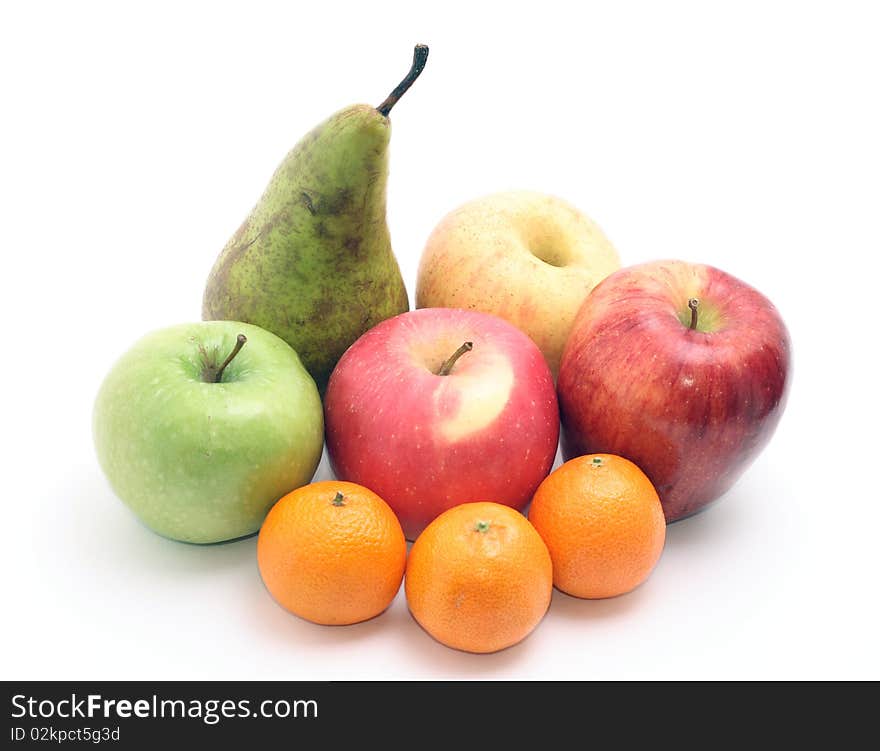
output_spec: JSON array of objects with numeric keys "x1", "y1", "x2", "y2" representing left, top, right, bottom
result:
[
  {"x1": 437, "y1": 341, "x2": 473, "y2": 376},
  {"x1": 377, "y1": 44, "x2": 430, "y2": 117},
  {"x1": 688, "y1": 298, "x2": 700, "y2": 330},
  {"x1": 213, "y1": 334, "x2": 247, "y2": 383}
]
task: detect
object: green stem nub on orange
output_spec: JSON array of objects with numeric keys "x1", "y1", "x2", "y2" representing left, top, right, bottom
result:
[
  {"x1": 332, "y1": 492, "x2": 345, "y2": 506},
  {"x1": 475, "y1": 520, "x2": 491, "y2": 533}
]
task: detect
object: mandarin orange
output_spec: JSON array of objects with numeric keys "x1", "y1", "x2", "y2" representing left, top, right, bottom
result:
[
  {"x1": 405, "y1": 502, "x2": 552, "y2": 653},
  {"x1": 529, "y1": 454, "x2": 665, "y2": 599},
  {"x1": 258, "y1": 481, "x2": 406, "y2": 625}
]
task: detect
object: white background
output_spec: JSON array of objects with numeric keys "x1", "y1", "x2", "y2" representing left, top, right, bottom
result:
[{"x1": 2, "y1": 1, "x2": 879, "y2": 680}]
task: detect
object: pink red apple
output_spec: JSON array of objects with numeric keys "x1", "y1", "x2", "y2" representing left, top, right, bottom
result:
[
  {"x1": 324, "y1": 308, "x2": 559, "y2": 539},
  {"x1": 558, "y1": 260, "x2": 791, "y2": 522}
]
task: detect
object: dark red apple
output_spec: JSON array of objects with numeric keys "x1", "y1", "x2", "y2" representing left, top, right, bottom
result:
[
  {"x1": 558, "y1": 260, "x2": 791, "y2": 522},
  {"x1": 324, "y1": 308, "x2": 559, "y2": 539}
]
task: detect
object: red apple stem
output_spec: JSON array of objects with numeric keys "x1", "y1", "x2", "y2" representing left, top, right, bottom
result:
[
  {"x1": 213, "y1": 334, "x2": 247, "y2": 383},
  {"x1": 376, "y1": 44, "x2": 430, "y2": 117},
  {"x1": 688, "y1": 298, "x2": 700, "y2": 330},
  {"x1": 437, "y1": 341, "x2": 473, "y2": 376}
]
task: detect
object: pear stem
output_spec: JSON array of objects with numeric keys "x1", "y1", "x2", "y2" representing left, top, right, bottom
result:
[
  {"x1": 688, "y1": 298, "x2": 700, "y2": 330},
  {"x1": 437, "y1": 341, "x2": 473, "y2": 376},
  {"x1": 377, "y1": 44, "x2": 429, "y2": 117},
  {"x1": 213, "y1": 334, "x2": 247, "y2": 383}
]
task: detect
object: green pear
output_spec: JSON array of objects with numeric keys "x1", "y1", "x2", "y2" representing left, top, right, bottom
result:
[{"x1": 203, "y1": 45, "x2": 429, "y2": 390}]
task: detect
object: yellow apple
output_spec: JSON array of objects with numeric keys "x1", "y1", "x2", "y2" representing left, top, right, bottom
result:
[{"x1": 416, "y1": 191, "x2": 620, "y2": 376}]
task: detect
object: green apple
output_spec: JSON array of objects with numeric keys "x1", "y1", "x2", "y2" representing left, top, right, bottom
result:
[{"x1": 93, "y1": 321, "x2": 324, "y2": 543}]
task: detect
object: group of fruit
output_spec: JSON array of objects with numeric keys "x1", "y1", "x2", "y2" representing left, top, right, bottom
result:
[{"x1": 93, "y1": 46, "x2": 791, "y2": 654}]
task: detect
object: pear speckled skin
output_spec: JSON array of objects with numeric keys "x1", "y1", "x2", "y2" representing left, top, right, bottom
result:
[
  {"x1": 93, "y1": 321, "x2": 324, "y2": 543},
  {"x1": 202, "y1": 104, "x2": 409, "y2": 392}
]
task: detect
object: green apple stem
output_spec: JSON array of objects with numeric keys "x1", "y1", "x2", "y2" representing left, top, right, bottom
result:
[
  {"x1": 688, "y1": 298, "x2": 700, "y2": 330},
  {"x1": 437, "y1": 341, "x2": 473, "y2": 376},
  {"x1": 376, "y1": 44, "x2": 430, "y2": 117},
  {"x1": 212, "y1": 334, "x2": 247, "y2": 383}
]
